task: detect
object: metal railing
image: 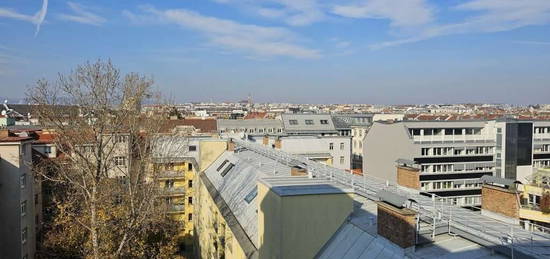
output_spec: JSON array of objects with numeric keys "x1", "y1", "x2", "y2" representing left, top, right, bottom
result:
[{"x1": 231, "y1": 138, "x2": 550, "y2": 258}]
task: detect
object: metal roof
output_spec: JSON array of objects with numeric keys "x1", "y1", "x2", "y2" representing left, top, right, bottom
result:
[
  {"x1": 281, "y1": 114, "x2": 338, "y2": 133},
  {"x1": 259, "y1": 177, "x2": 353, "y2": 196},
  {"x1": 203, "y1": 149, "x2": 292, "y2": 249},
  {"x1": 231, "y1": 138, "x2": 550, "y2": 258}
]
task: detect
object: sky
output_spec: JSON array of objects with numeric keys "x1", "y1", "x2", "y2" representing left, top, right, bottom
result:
[{"x1": 1, "y1": 0, "x2": 550, "y2": 104}]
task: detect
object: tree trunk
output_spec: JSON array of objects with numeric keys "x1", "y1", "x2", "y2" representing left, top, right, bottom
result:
[{"x1": 90, "y1": 185, "x2": 100, "y2": 259}]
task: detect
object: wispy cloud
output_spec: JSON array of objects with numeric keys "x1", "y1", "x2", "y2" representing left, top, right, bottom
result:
[
  {"x1": 369, "y1": 0, "x2": 550, "y2": 49},
  {"x1": 125, "y1": 6, "x2": 320, "y2": 59},
  {"x1": 332, "y1": 0, "x2": 434, "y2": 27},
  {"x1": 58, "y1": 2, "x2": 105, "y2": 26},
  {"x1": 511, "y1": 40, "x2": 550, "y2": 46},
  {"x1": 0, "y1": 0, "x2": 48, "y2": 36},
  {"x1": 212, "y1": 0, "x2": 324, "y2": 26}
]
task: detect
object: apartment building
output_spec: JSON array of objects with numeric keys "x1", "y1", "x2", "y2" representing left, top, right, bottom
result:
[
  {"x1": 331, "y1": 114, "x2": 372, "y2": 136},
  {"x1": 0, "y1": 130, "x2": 37, "y2": 259},
  {"x1": 193, "y1": 139, "x2": 508, "y2": 259},
  {"x1": 249, "y1": 135, "x2": 351, "y2": 170},
  {"x1": 364, "y1": 119, "x2": 550, "y2": 207},
  {"x1": 151, "y1": 135, "x2": 205, "y2": 253}
]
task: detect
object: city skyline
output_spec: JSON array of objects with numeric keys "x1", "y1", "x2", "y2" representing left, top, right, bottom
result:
[{"x1": 2, "y1": 0, "x2": 550, "y2": 104}]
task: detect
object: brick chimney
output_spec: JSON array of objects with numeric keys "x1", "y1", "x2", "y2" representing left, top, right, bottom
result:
[
  {"x1": 290, "y1": 166, "x2": 307, "y2": 176},
  {"x1": 377, "y1": 201, "x2": 417, "y2": 248},
  {"x1": 396, "y1": 165, "x2": 420, "y2": 190},
  {"x1": 481, "y1": 184, "x2": 520, "y2": 224},
  {"x1": 227, "y1": 140, "x2": 236, "y2": 152},
  {"x1": 273, "y1": 138, "x2": 282, "y2": 149},
  {"x1": 0, "y1": 128, "x2": 9, "y2": 138}
]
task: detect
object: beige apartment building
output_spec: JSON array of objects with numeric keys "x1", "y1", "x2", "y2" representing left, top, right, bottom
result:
[{"x1": 0, "y1": 130, "x2": 37, "y2": 259}]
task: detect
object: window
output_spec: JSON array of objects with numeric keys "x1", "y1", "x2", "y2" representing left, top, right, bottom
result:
[
  {"x1": 421, "y1": 148, "x2": 429, "y2": 156},
  {"x1": 421, "y1": 182, "x2": 429, "y2": 190},
  {"x1": 21, "y1": 227, "x2": 27, "y2": 244},
  {"x1": 44, "y1": 146, "x2": 52, "y2": 154},
  {"x1": 188, "y1": 163, "x2": 193, "y2": 171},
  {"x1": 329, "y1": 143, "x2": 334, "y2": 150},
  {"x1": 188, "y1": 180, "x2": 193, "y2": 188},
  {"x1": 289, "y1": 120, "x2": 298, "y2": 125},
  {"x1": 188, "y1": 213, "x2": 193, "y2": 221},
  {"x1": 216, "y1": 160, "x2": 229, "y2": 171},
  {"x1": 114, "y1": 135, "x2": 127, "y2": 144},
  {"x1": 189, "y1": 145, "x2": 197, "y2": 151},
  {"x1": 340, "y1": 143, "x2": 345, "y2": 150},
  {"x1": 188, "y1": 197, "x2": 193, "y2": 205},
  {"x1": 114, "y1": 156, "x2": 126, "y2": 167},
  {"x1": 21, "y1": 201, "x2": 27, "y2": 216},
  {"x1": 35, "y1": 194, "x2": 39, "y2": 205},
  {"x1": 244, "y1": 187, "x2": 258, "y2": 204},
  {"x1": 320, "y1": 120, "x2": 329, "y2": 125},
  {"x1": 165, "y1": 180, "x2": 174, "y2": 188},
  {"x1": 305, "y1": 119, "x2": 314, "y2": 125},
  {"x1": 20, "y1": 174, "x2": 26, "y2": 189},
  {"x1": 220, "y1": 163, "x2": 235, "y2": 177},
  {"x1": 340, "y1": 156, "x2": 345, "y2": 164}
]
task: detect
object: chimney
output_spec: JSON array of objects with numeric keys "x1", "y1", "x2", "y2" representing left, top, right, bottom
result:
[
  {"x1": 262, "y1": 135, "x2": 269, "y2": 146},
  {"x1": 227, "y1": 140, "x2": 236, "y2": 152},
  {"x1": 290, "y1": 166, "x2": 307, "y2": 176},
  {"x1": 481, "y1": 183, "x2": 520, "y2": 224},
  {"x1": 0, "y1": 128, "x2": 9, "y2": 138},
  {"x1": 376, "y1": 191, "x2": 417, "y2": 249},
  {"x1": 273, "y1": 138, "x2": 282, "y2": 149},
  {"x1": 396, "y1": 164, "x2": 420, "y2": 190}
]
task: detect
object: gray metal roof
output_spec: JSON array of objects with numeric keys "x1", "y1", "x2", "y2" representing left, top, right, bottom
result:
[
  {"x1": 281, "y1": 114, "x2": 337, "y2": 134},
  {"x1": 259, "y1": 177, "x2": 353, "y2": 196},
  {"x1": 331, "y1": 114, "x2": 372, "y2": 129},
  {"x1": 480, "y1": 175, "x2": 518, "y2": 186},
  {"x1": 203, "y1": 149, "x2": 292, "y2": 249},
  {"x1": 231, "y1": 138, "x2": 550, "y2": 258}
]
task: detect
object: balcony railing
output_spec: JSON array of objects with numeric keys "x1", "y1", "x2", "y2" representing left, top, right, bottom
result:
[
  {"x1": 168, "y1": 204, "x2": 185, "y2": 212},
  {"x1": 521, "y1": 204, "x2": 541, "y2": 211},
  {"x1": 158, "y1": 170, "x2": 185, "y2": 179},
  {"x1": 160, "y1": 187, "x2": 186, "y2": 196}
]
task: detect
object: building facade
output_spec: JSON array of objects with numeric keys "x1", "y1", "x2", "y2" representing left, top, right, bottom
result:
[
  {"x1": 364, "y1": 119, "x2": 550, "y2": 207},
  {"x1": 0, "y1": 131, "x2": 37, "y2": 259}
]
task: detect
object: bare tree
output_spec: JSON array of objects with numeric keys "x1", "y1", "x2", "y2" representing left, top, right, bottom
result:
[{"x1": 29, "y1": 60, "x2": 181, "y2": 258}]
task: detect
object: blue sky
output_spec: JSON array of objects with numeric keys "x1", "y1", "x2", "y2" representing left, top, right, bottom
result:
[{"x1": 1, "y1": 0, "x2": 550, "y2": 104}]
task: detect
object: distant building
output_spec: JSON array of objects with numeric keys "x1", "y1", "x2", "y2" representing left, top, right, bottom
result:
[
  {"x1": 217, "y1": 119, "x2": 283, "y2": 135},
  {"x1": 281, "y1": 114, "x2": 339, "y2": 136},
  {"x1": 363, "y1": 119, "x2": 550, "y2": 207},
  {"x1": 249, "y1": 135, "x2": 352, "y2": 170}
]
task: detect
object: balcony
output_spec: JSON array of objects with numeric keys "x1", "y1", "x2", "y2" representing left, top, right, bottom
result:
[
  {"x1": 160, "y1": 187, "x2": 186, "y2": 196},
  {"x1": 168, "y1": 204, "x2": 185, "y2": 213},
  {"x1": 158, "y1": 170, "x2": 185, "y2": 179}
]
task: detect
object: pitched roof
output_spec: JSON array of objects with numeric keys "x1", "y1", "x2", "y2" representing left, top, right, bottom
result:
[{"x1": 162, "y1": 118, "x2": 217, "y2": 133}]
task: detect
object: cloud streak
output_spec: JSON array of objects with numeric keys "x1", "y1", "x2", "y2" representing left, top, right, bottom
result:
[
  {"x1": 125, "y1": 6, "x2": 320, "y2": 59},
  {"x1": 369, "y1": 0, "x2": 550, "y2": 49},
  {"x1": 0, "y1": 0, "x2": 48, "y2": 36},
  {"x1": 333, "y1": 0, "x2": 434, "y2": 27},
  {"x1": 58, "y1": 2, "x2": 106, "y2": 26}
]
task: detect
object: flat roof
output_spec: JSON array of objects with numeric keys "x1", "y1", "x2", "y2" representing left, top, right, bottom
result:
[{"x1": 259, "y1": 176, "x2": 354, "y2": 196}]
